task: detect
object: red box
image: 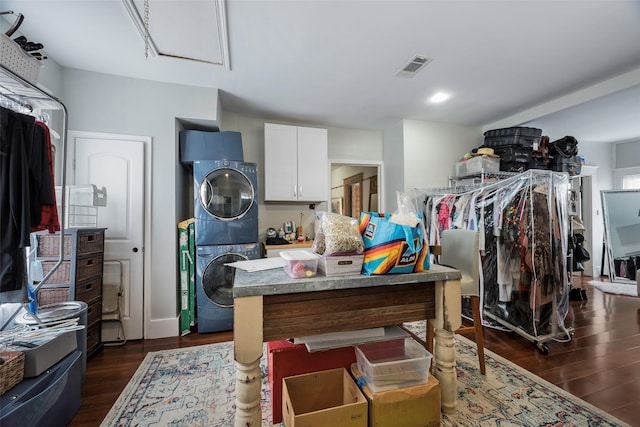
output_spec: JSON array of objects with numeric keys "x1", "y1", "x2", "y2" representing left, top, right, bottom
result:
[{"x1": 267, "y1": 339, "x2": 357, "y2": 424}]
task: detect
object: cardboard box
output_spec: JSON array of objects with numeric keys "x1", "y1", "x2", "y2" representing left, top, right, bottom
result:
[
  {"x1": 283, "y1": 368, "x2": 368, "y2": 427},
  {"x1": 351, "y1": 363, "x2": 441, "y2": 427},
  {"x1": 268, "y1": 339, "x2": 357, "y2": 424},
  {"x1": 178, "y1": 218, "x2": 195, "y2": 336},
  {"x1": 318, "y1": 254, "x2": 364, "y2": 276}
]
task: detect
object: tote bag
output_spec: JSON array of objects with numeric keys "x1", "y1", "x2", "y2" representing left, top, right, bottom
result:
[{"x1": 359, "y1": 212, "x2": 430, "y2": 275}]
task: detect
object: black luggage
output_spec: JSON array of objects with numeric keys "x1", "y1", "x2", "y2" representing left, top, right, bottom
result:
[
  {"x1": 551, "y1": 155, "x2": 582, "y2": 176},
  {"x1": 493, "y1": 145, "x2": 531, "y2": 163},
  {"x1": 483, "y1": 126, "x2": 542, "y2": 148},
  {"x1": 549, "y1": 136, "x2": 580, "y2": 176},
  {"x1": 549, "y1": 136, "x2": 579, "y2": 157}
]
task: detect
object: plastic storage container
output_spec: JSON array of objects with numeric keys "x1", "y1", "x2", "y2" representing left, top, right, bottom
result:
[
  {"x1": 355, "y1": 338, "x2": 432, "y2": 392},
  {"x1": 318, "y1": 254, "x2": 364, "y2": 276},
  {"x1": 483, "y1": 126, "x2": 542, "y2": 148},
  {"x1": 280, "y1": 250, "x2": 320, "y2": 278},
  {"x1": 455, "y1": 156, "x2": 500, "y2": 178}
]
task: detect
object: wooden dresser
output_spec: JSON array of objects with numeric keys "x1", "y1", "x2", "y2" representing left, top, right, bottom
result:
[{"x1": 31, "y1": 228, "x2": 106, "y2": 358}]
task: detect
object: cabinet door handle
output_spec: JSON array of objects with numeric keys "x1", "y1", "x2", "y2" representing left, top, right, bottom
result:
[
  {"x1": 298, "y1": 185, "x2": 302, "y2": 198},
  {"x1": 293, "y1": 185, "x2": 297, "y2": 198}
]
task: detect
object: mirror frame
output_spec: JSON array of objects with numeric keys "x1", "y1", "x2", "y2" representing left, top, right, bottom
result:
[{"x1": 601, "y1": 189, "x2": 640, "y2": 283}]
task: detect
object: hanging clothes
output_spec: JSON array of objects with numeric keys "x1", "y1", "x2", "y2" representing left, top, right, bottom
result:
[
  {"x1": 417, "y1": 170, "x2": 570, "y2": 339},
  {"x1": 31, "y1": 121, "x2": 60, "y2": 233},
  {"x1": 1, "y1": 107, "x2": 32, "y2": 302},
  {"x1": 0, "y1": 108, "x2": 58, "y2": 303}
]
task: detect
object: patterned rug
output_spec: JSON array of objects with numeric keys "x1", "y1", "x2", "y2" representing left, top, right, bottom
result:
[
  {"x1": 588, "y1": 280, "x2": 638, "y2": 297},
  {"x1": 101, "y1": 321, "x2": 630, "y2": 427}
]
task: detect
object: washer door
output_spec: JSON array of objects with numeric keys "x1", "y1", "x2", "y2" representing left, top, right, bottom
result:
[
  {"x1": 199, "y1": 167, "x2": 254, "y2": 220},
  {"x1": 202, "y1": 253, "x2": 247, "y2": 307}
]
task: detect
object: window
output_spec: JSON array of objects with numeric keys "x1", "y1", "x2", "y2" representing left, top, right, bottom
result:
[
  {"x1": 622, "y1": 174, "x2": 640, "y2": 189},
  {"x1": 614, "y1": 167, "x2": 640, "y2": 189}
]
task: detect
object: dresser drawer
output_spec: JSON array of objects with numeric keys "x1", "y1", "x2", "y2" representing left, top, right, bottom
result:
[
  {"x1": 87, "y1": 322, "x2": 102, "y2": 355},
  {"x1": 86, "y1": 299, "x2": 102, "y2": 327},
  {"x1": 34, "y1": 233, "x2": 72, "y2": 258},
  {"x1": 75, "y1": 255, "x2": 103, "y2": 282},
  {"x1": 76, "y1": 231, "x2": 104, "y2": 256},
  {"x1": 38, "y1": 286, "x2": 70, "y2": 306},
  {"x1": 40, "y1": 261, "x2": 71, "y2": 284},
  {"x1": 75, "y1": 277, "x2": 102, "y2": 303}
]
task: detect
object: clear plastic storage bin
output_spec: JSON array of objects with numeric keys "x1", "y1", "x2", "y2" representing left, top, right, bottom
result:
[
  {"x1": 355, "y1": 338, "x2": 432, "y2": 391},
  {"x1": 455, "y1": 156, "x2": 500, "y2": 178},
  {"x1": 280, "y1": 249, "x2": 320, "y2": 278}
]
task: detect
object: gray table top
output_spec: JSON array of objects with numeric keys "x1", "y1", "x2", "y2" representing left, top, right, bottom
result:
[{"x1": 233, "y1": 263, "x2": 461, "y2": 298}]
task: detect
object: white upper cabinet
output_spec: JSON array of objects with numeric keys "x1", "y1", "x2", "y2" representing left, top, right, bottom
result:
[{"x1": 264, "y1": 123, "x2": 328, "y2": 202}]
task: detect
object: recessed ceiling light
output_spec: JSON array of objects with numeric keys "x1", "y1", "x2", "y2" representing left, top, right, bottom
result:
[{"x1": 429, "y1": 92, "x2": 450, "y2": 103}]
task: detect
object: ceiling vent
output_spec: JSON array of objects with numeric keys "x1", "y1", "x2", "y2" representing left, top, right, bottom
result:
[{"x1": 395, "y1": 55, "x2": 433, "y2": 77}]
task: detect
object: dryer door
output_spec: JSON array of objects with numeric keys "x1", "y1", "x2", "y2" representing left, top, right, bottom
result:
[
  {"x1": 202, "y1": 253, "x2": 247, "y2": 307},
  {"x1": 199, "y1": 168, "x2": 254, "y2": 221}
]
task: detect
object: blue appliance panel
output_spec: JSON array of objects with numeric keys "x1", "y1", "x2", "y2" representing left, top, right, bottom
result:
[
  {"x1": 0, "y1": 351, "x2": 82, "y2": 426},
  {"x1": 179, "y1": 130, "x2": 244, "y2": 163},
  {"x1": 194, "y1": 160, "x2": 258, "y2": 246},
  {"x1": 195, "y1": 243, "x2": 261, "y2": 333}
]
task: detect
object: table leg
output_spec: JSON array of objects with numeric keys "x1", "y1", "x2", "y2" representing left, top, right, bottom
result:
[
  {"x1": 234, "y1": 296, "x2": 263, "y2": 427},
  {"x1": 433, "y1": 278, "x2": 461, "y2": 414},
  {"x1": 433, "y1": 328, "x2": 457, "y2": 414}
]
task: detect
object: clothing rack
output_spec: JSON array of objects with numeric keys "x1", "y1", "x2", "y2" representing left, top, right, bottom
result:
[
  {"x1": 416, "y1": 170, "x2": 573, "y2": 354},
  {"x1": 0, "y1": 63, "x2": 69, "y2": 330}
]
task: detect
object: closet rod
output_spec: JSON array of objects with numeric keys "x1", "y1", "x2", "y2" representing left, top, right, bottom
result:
[
  {"x1": 0, "y1": 63, "x2": 69, "y2": 330},
  {"x1": 0, "y1": 90, "x2": 32, "y2": 112}
]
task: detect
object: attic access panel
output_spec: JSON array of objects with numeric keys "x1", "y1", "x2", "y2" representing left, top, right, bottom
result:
[{"x1": 128, "y1": 0, "x2": 229, "y2": 68}]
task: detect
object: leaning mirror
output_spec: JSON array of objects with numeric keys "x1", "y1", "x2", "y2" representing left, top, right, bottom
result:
[{"x1": 601, "y1": 189, "x2": 640, "y2": 283}]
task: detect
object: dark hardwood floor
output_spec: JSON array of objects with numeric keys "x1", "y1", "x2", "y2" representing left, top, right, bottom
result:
[{"x1": 70, "y1": 276, "x2": 640, "y2": 426}]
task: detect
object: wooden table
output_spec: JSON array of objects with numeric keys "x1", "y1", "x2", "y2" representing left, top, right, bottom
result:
[{"x1": 232, "y1": 264, "x2": 462, "y2": 426}]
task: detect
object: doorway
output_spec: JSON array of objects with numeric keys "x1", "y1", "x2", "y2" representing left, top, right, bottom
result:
[
  {"x1": 67, "y1": 130, "x2": 150, "y2": 340},
  {"x1": 329, "y1": 160, "x2": 384, "y2": 219}
]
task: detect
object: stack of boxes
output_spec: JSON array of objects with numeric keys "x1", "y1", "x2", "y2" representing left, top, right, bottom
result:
[
  {"x1": 277, "y1": 336, "x2": 441, "y2": 427},
  {"x1": 351, "y1": 338, "x2": 441, "y2": 427}
]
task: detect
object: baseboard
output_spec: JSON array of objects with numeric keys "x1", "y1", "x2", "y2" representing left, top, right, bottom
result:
[{"x1": 147, "y1": 316, "x2": 179, "y2": 339}]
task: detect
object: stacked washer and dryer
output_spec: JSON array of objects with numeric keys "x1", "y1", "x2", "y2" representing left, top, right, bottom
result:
[{"x1": 179, "y1": 130, "x2": 260, "y2": 333}]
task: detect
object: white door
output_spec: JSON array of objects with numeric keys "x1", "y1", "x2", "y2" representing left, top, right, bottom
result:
[{"x1": 67, "y1": 131, "x2": 146, "y2": 340}]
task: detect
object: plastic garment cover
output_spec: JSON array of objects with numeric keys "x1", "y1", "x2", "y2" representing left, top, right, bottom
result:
[{"x1": 416, "y1": 170, "x2": 570, "y2": 339}]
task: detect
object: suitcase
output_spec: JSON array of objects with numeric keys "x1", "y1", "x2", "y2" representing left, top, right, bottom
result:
[
  {"x1": 551, "y1": 154, "x2": 582, "y2": 176},
  {"x1": 483, "y1": 126, "x2": 542, "y2": 148},
  {"x1": 549, "y1": 136, "x2": 579, "y2": 158},
  {"x1": 493, "y1": 145, "x2": 532, "y2": 163},
  {"x1": 500, "y1": 161, "x2": 529, "y2": 173},
  {"x1": 528, "y1": 155, "x2": 551, "y2": 170}
]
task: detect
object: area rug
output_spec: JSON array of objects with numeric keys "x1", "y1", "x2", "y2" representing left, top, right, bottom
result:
[
  {"x1": 588, "y1": 280, "x2": 638, "y2": 297},
  {"x1": 101, "y1": 322, "x2": 630, "y2": 427}
]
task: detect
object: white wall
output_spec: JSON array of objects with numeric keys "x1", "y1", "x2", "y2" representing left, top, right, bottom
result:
[
  {"x1": 402, "y1": 119, "x2": 483, "y2": 197},
  {"x1": 382, "y1": 121, "x2": 404, "y2": 210},
  {"x1": 222, "y1": 112, "x2": 384, "y2": 239},
  {"x1": 61, "y1": 68, "x2": 219, "y2": 339}
]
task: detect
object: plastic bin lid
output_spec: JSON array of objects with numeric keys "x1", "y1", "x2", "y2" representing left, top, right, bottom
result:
[
  {"x1": 279, "y1": 249, "x2": 319, "y2": 261},
  {"x1": 14, "y1": 301, "x2": 88, "y2": 324}
]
